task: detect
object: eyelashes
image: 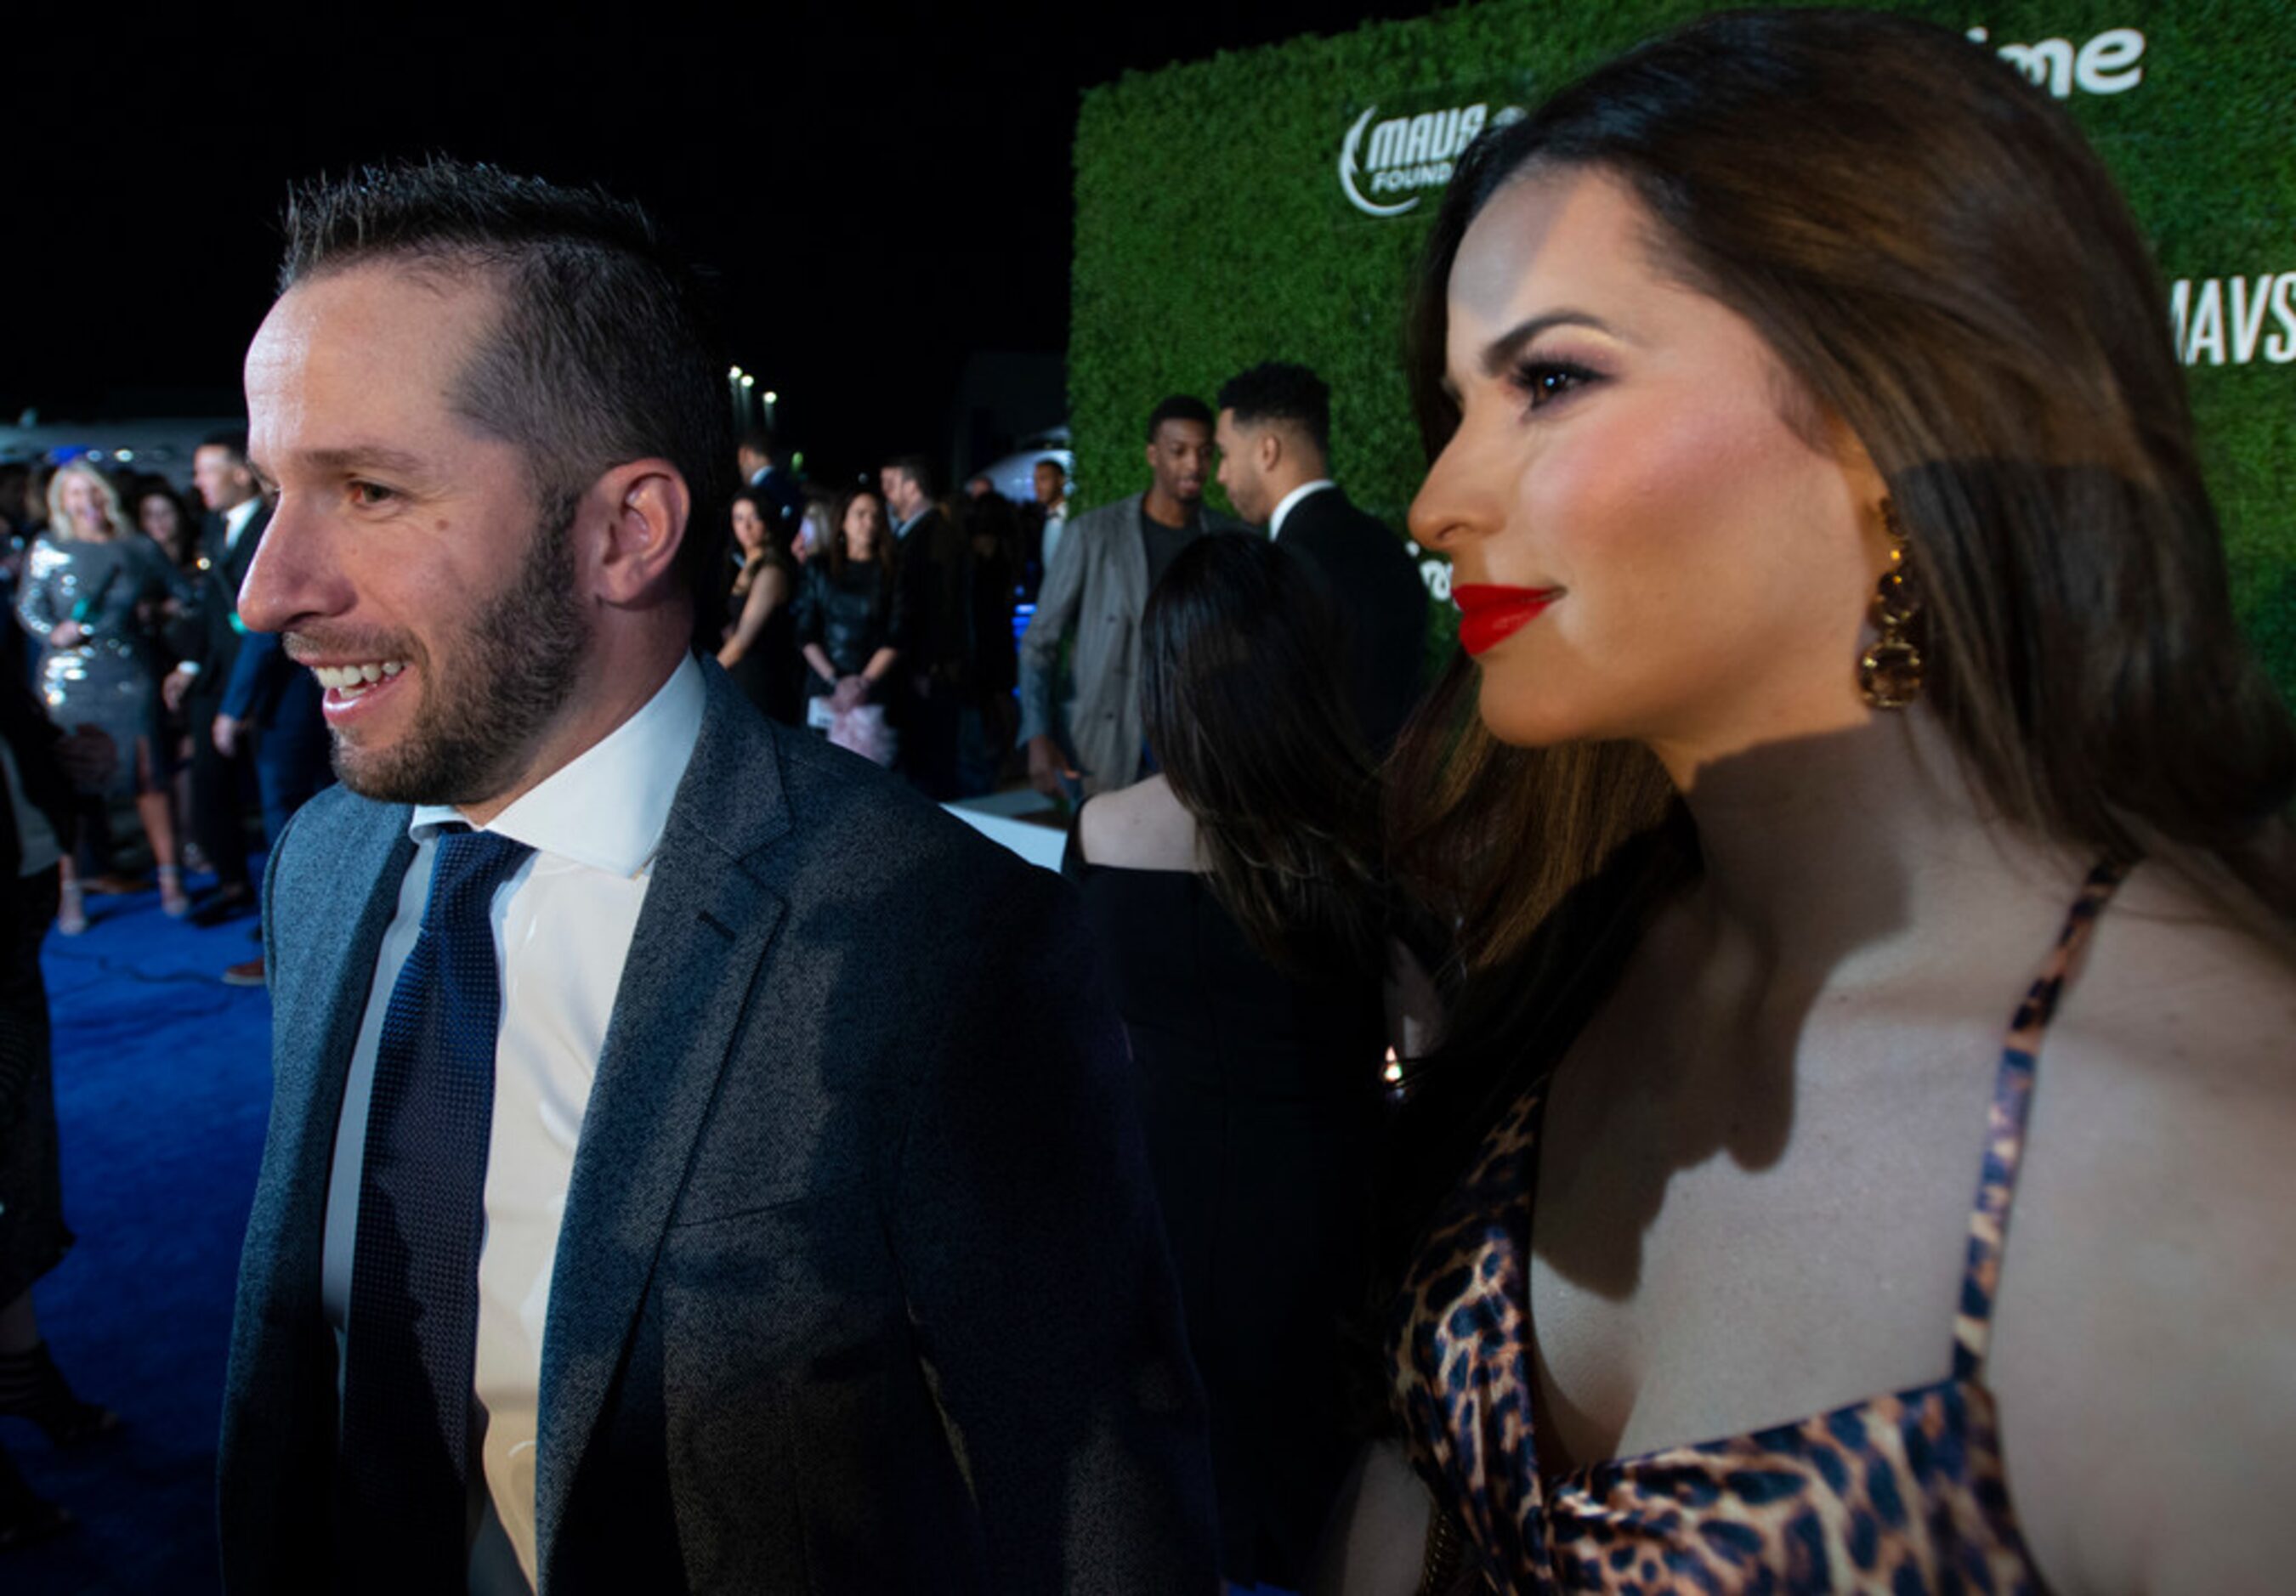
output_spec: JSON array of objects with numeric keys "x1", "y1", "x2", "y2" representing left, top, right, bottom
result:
[{"x1": 1510, "y1": 358, "x2": 1602, "y2": 414}]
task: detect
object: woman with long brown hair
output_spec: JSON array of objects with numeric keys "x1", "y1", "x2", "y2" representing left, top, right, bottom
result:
[
  {"x1": 1069, "y1": 531, "x2": 1395, "y2": 1593},
  {"x1": 792, "y1": 485, "x2": 903, "y2": 766},
  {"x1": 717, "y1": 488, "x2": 802, "y2": 726},
  {"x1": 1332, "y1": 11, "x2": 2296, "y2": 1593}
]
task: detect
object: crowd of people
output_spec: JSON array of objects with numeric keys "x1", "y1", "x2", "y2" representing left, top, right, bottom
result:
[
  {"x1": 707, "y1": 433, "x2": 1052, "y2": 797},
  {"x1": 4, "y1": 7, "x2": 2295, "y2": 1590},
  {"x1": 1, "y1": 436, "x2": 329, "y2": 983}
]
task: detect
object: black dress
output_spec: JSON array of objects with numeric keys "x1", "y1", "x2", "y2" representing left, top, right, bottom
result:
[
  {"x1": 1063, "y1": 812, "x2": 1386, "y2": 1588},
  {"x1": 723, "y1": 567, "x2": 802, "y2": 727},
  {"x1": 791, "y1": 559, "x2": 901, "y2": 702}
]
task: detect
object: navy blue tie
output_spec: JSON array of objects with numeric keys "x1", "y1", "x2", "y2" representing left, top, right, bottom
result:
[{"x1": 337, "y1": 824, "x2": 533, "y2": 1590}]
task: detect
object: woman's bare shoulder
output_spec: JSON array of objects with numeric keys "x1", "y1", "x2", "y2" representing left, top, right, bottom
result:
[
  {"x1": 1078, "y1": 775, "x2": 1200, "y2": 872},
  {"x1": 2061, "y1": 860, "x2": 2296, "y2": 1095},
  {"x1": 1988, "y1": 862, "x2": 2296, "y2": 1593}
]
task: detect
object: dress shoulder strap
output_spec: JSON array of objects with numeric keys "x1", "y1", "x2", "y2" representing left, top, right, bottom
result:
[{"x1": 1951, "y1": 858, "x2": 2131, "y2": 1381}]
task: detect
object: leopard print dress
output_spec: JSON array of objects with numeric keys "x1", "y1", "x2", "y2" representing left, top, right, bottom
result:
[{"x1": 1390, "y1": 863, "x2": 2126, "y2": 1593}]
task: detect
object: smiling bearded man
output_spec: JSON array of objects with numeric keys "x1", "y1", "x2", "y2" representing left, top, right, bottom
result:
[
  {"x1": 216, "y1": 158, "x2": 1214, "y2": 1596},
  {"x1": 300, "y1": 495, "x2": 588, "y2": 807}
]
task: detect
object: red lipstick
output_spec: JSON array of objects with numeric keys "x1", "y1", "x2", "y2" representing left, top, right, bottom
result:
[{"x1": 1452, "y1": 584, "x2": 1561, "y2": 656}]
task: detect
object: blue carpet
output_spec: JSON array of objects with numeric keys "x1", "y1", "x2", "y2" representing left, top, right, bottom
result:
[
  {"x1": 10, "y1": 870, "x2": 274, "y2": 1595},
  {"x1": 4, "y1": 872, "x2": 1307, "y2": 1595}
]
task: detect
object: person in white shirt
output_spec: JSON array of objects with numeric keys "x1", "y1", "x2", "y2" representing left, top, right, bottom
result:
[
  {"x1": 216, "y1": 157, "x2": 1213, "y2": 1596},
  {"x1": 1031, "y1": 456, "x2": 1070, "y2": 582}
]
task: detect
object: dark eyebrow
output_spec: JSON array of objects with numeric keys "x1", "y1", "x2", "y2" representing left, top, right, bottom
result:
[
  {"x1": 250, "y1": 444, "x2": 431, "y2": 484},
  {"x1": 299, "y1": 445, "x2": 431, "y2": 477},
  {"x1": 1478, "y1": 310, "x2": 1617, "y2": 378}
]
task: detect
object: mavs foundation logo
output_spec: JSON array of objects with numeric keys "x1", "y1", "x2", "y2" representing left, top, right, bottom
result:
[{"x1": 1338, "y1": 100, "x2": 1522, "y2": 218}]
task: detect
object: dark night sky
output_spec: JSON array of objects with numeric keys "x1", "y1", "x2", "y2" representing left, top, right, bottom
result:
[{"x1": 15, "y1": 2, "x2": 1435, "y2": 486}]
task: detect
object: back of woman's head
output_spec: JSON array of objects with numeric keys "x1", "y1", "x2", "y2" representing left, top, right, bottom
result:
[
  {"x1": 954, "y1": 490, "x2": 1020, "y2": 562},
  {"x1": 1142, "y1": 532, "x2": 1386, "y2": 977},
  {"x1": 1400, "y1": 6, "x2": 2295, "y2": 955}
]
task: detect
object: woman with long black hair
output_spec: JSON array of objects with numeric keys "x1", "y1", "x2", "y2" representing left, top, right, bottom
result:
[{"x1": 1067, "y1": 531, "x2": 1397, "y2": 1593}]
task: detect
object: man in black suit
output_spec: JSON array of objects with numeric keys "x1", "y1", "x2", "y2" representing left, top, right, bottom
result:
[
  {"x1": 218, "y1": 158, "x2": 1211, "y2": 1593},
  {"x1": 881, "y1": 454, "x2": 971, "y2": 799},
  {"x1": 734, "y1": 427, "x2": 803, "y2": 544},
  {"x1": 167, "y1": 432, "x2": 269, "y2": 920},
  {"x1": 1216, "y1": 361, "x2": 1429, "y2": 751}
]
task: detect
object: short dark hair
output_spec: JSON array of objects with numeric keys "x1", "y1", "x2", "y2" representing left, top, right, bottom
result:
[
  {"x1": 1145, "y1": 394, "x2": 1213, "y2": 441},
  {"x1": 1216, "y1": 361, "x2": 1331, "y2": 457},
  {"x1": 882, "y1": 454, "x2": 937, "y2": 501},
  {"x1": 738, "y1": 427, "x2": 780, "y2": 461},
  {"x1": 199, "y1": 429, "x2": 251, "y2": 463},
  {"x1": 275, "y1": 157, "x2": 734, "y2": 620},
  {"x1": 1035, "y1": 457, "x2": 1066, "y2": 478}
]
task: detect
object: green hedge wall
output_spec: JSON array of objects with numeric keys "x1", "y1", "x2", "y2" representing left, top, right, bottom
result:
[{"x1": 1071, "y1": 0, "x2": 2296, "y2": 693}]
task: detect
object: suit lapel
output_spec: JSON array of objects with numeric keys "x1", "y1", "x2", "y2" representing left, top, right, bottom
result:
[
  {"x1": 1116, "y1": 492, "x2": 1151, "y2": 614},
  {"x1": 264, "y1": 803, "x2": 417, "y2": 1267},
  {"x1": 533, "y1": 670, "x2": 792, "y2": 1561},
  {"x1": 221, "y1": 798, "x2": 412, "y2": 1576},
  {"x1": 247, "y1": 803, "x2": 414, "y2": 1329}
]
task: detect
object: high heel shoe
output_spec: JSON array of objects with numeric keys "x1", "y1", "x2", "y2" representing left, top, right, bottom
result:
[
  {"x1": 159, "y1": 863, "x2": 191, "y2": 919},
  {"x1": 0, "y1": 1447, "x2": 71, "y2": 1551},
  {"x1": 0, "y1": 1344, "x2": 120, "y2": 1450}
]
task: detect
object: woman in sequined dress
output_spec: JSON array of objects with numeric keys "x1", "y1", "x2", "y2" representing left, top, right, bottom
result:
[{"x1": 14, "y1": 462, "x2": 195, "y2": 926}]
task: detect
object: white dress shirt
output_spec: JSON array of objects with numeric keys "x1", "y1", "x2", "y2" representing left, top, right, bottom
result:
[
  {"x1": 1038, "y1": 498, "x2": 1070, "y2": 580},
  {"x1": 1267, "y1": 478, "x2": 1336, "y2": 540},
  {"x1": 221, "y1": 494, "x2": 262, "y2": 553},
  {"x1": 319, "y1": 654, "x2": 706, "y2": 1593},
  {"x1": 177, "y1": 496, "x2": 268, "y2": 684}
]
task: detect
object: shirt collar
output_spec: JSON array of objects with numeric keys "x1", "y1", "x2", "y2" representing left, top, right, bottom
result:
[
  {"x1": 408, "y1": 653, "x2": 707, "y2": 876},
  {"x1": 1267, "y1": 479, "x2": 1336, "y2": 540},
  {"x1": 223, "y1": 496, "x2": 261, "y2": 546}
]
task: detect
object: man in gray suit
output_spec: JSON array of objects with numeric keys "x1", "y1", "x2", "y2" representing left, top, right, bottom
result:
[
  {"x1": 217, "y1": 159, "x2": 1212, "y2": 1595},
  {"x1": 1017, "y1": 396, "x2": 1242, "y2": 797}
]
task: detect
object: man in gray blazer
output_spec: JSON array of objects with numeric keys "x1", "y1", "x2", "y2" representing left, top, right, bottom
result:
[
  {"x1": 217, "y1": 159, "x2": 1213, "y2": 1595},
  {"x1": 1017, "y1": 396, "x2": 1244, "y2": 797}
]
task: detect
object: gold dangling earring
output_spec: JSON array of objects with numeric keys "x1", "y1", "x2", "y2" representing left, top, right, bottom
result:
[{"x1": 1858, "y1": 498, "x2": 1925, "y2": 710}]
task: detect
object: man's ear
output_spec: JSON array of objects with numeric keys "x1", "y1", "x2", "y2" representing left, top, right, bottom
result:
[
  {"x1": 585, "y1": 459, "x2": 689, "y2": 607},
  {"x1": 1257, "y1": 427, "x2": 1285, "y2": 474}
]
